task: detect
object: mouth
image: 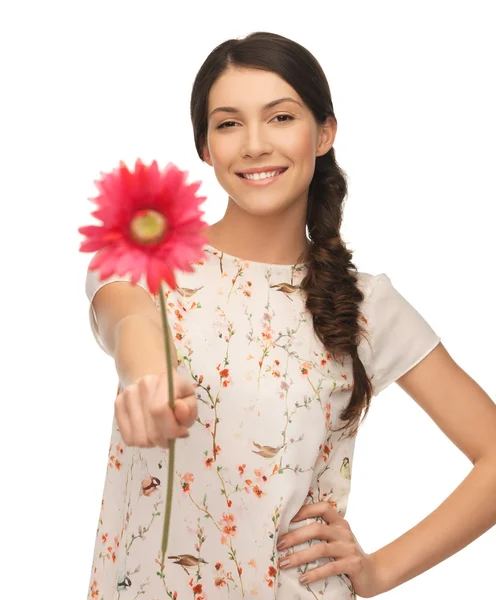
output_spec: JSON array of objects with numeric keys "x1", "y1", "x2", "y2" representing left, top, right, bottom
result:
[{"x1": 236, "y1": 167, "x2": 289, "y2": 185}]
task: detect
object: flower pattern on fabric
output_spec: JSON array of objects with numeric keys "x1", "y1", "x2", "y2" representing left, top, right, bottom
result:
[{"x1": 86, "y1": 244, "x2": 441, "y2": 599}]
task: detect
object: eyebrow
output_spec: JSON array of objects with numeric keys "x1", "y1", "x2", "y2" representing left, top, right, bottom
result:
[{"x1": 208, "y1": 97, "x2": 302, "y2": 119}]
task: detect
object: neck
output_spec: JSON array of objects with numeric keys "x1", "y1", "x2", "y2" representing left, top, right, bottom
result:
[{"x1": 206, "y1": 197, "x2": 310, "y2": 265}]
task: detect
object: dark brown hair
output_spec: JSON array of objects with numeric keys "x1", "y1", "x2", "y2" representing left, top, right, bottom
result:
[{"x1": 189, "y1": 32, "x2": 373, "y2": 437}]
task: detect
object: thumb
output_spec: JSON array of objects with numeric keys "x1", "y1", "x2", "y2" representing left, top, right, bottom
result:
[
  {"x1": 173, "y1": 373, "x2": 198, "y2": 426},
  {"x1": 174, "y1": 397, "x2": 197, "y2": 427}
]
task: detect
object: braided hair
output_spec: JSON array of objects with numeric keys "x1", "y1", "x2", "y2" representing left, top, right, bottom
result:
[{"x1": 190, "y1": 31, "x2": 373, "y2": 438}]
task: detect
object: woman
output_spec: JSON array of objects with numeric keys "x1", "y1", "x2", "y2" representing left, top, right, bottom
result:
[{"x1": 85, "y1": 31, "x2": 496, "y2": 599}]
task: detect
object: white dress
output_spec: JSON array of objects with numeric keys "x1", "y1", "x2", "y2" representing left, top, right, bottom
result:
[{"x1": 85, "y1": 244, "x2": 441, "y2": 600}]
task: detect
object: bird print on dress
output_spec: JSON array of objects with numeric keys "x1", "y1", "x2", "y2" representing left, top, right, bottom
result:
[
  {"x1": 116, "y1": 574, "x2": 132, "y2": 591},
  {"x1": 168, "y1": 554, "x2": 208, "y2": 575},
  {"x1": 269, "y1": 282, "x2": 301, "y2": 301},
  {"x1": 251, "y1": 441, "x2": 287, "y2": 459},
  {"x1": 340, "y1": 457, "x2": 351, "y2": 480},
  {"x1": 176, "y1": 286, "x2": 204, "y2": 297},
  {"x1": 140, "y1": 475, "x2": 161, "y2": 496}
]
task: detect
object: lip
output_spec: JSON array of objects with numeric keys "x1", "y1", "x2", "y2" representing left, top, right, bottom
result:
[
  {"x1": 236, "y1": 167, "x2": 289, "y2": 186},
  {"x1": 236, "y1": 166, "x2": 288, "y2": 175}
]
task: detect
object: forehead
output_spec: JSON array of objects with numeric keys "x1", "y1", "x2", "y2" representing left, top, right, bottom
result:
[{"x1": 208, "y1": 67, "x2": 303, "y2": 110}]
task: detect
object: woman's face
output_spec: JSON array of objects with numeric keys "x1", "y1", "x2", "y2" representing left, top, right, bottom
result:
[{"x1": 203, "y1": 66, "x2": 336, "y2": 218}]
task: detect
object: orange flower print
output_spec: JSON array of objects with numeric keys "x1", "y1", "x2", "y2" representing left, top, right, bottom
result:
[
  {"x1": 320, "y1": 442, "x2": 333, "y2": 462},
  {"x1": 253, "y1": 486, "x2": 264, "y2": 498},
  {"x1": 205, "y1": 457, "x2": 214, "y2": 468},
  {"x1": 216, "y1": 364, "x2": 232, "y2": 387},
  {"x1": 238, "y1": 463, "x2": 246, "y2": 476},
  {"x1": 101, "y1": 533, "x2": 108, "y2": 544},
  {"x1": 114, "y1": 459, "x2": 122, "y2": 470},
  {"x1": 300, "y1": 361, "x2": 312, "y2": 375},
  {"x1": 219, "y1": 512, "x2": 237, "y2": 544},
  {"x1": 248, "y1": 558, "x2": 257, "y2": 568},
  {"x1": 215, "y1": 562, "x2": 222, "y2": 571},
  {"x1": 325, "y1": 401, "x2": 331, "y2": 423},
  {"x1": 181, "y1": 472, "x2": 195, "y2": 493},
  {"x1": 192, "y1": 583, "x2": 203, "y2": 594},
  {"x1": 266, "y1": 565, "x2": 278, "y2": 587},
  {"x1": 90, "y1": 579, "x2": 99, "y2": 599},
  {"x1": 174, "y1": 322, "x2": 185, "y2": 341},
  {"x1": 215, "y1": 577, "x2": 227, "y2": 587}
]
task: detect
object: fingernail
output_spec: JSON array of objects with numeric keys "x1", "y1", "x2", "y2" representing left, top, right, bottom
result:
[
  {"x1": 276, "y1": 539, "x2": 286, "y2": 550},
  {"x1": 299, "y1": 575, "x2": 308, "y2": 584},
  {"x1": 279, "y1": 559, "x2": 291, "y2": 568},
  {"x1": 179, "y1": 431, "x2": 190, "y2": 438}
]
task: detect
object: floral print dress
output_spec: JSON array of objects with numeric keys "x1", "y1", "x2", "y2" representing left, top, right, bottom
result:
[{"x1": 85, "y1": 244, "x2": 441, "y2": 600}]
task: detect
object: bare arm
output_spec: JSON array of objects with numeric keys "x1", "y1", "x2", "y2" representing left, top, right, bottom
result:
[{"x1": 91, "y1": 281, "x2": 178, "y2": 388}]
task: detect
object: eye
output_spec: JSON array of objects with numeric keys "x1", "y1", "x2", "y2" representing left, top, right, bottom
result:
[
  {"x1": 272, "y1": 114, "x2": 294, "y2": 123},
  {"x1": 217, "y1": 121, "x2": 238, "y2": 130}
]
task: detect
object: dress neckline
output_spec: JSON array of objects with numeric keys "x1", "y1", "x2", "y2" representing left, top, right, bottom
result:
[{"x1": 203, "y1": 243, "x2": 308, "y2": 269}]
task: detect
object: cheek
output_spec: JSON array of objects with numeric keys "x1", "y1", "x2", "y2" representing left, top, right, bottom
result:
[
  {"x1": 284, "y1": 129, "x2": 315, "y2": 161},
  {"x1": 207, "y1": 133, "x2": 235, "y2": 164}
]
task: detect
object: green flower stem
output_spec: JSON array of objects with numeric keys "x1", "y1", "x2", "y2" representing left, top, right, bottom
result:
[{"x1": 159, "y1": 284, "x2": 175, "y2": 564}]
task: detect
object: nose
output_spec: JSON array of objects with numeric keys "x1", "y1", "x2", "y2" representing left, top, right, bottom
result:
[{"x1": 241, "y1": 124, "x2": 273, "y2": 158}]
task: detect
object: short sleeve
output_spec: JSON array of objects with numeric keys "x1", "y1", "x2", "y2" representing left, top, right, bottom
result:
[
  {"x1": 85, "y1": 257, "x2": 151, "y2": 356},
  {"x1": 357, "y1": 273, "x2": 441, "y2": 396}
]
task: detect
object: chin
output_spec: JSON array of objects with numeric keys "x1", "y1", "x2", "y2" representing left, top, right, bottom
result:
[{"x1": 237, "y1": 198, "x2": 296, "y2": 218}]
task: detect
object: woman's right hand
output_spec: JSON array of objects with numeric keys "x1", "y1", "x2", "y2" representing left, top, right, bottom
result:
[{"x1": 114, "y1": 370, "x2": 198, "y2": 448}]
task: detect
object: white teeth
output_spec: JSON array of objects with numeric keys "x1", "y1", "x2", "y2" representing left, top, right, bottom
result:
[{"x1": 241, "y1": 170, "x2": 283, "y2": 180}]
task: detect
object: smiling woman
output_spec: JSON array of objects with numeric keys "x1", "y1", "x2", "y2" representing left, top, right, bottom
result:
[
  {"x1": 83, "y1": 29, "x2": 496, "y2": 600},
  {"x1": 202, "y1": 73, "x2": 331, "y2": 229}
]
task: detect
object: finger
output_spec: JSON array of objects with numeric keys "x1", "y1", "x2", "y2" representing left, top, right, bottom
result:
[
  {"x1": 174, "y1": 398, "x2": 197, "y2": 428},
  {"x1": 149, "y1": 377, "x2": 190, "y2": 438},
  {"x1": 297, "y1": 557, "x2": 357, "y2": 585},
  {"x1": 153, "y1": 402, "x2": 190, "y2": 439},
  {"x1": 292, "y1": 501, "x2": 343, "y2": 526},
  {"x1": 114, "y1": 393, "x2": 132, "y2": 445},
  {"x1": 142, "y1": 396, "x2": 169, "y2": 449},
  {"x1": 277, "y1": 521, "x2": 338, "y2": 550},
  {"x1": 175, "y1": 378, "x2": 198, "y2": 426},
  {"x1": 125, "y1": 390, "x2": 153, "y2": 447},
  {"x1": 278, "y1": 541, "x2": 352, "y2": 570}
]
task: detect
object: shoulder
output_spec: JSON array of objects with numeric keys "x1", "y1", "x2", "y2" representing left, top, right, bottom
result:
[
  {"x1": 355, "y1": 271, "x2": 441, "y2": 396},
  {"x1": 355, "y1": 271, "x2": 389, "y2": 301}
]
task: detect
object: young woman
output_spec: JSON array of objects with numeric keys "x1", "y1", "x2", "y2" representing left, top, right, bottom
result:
[{"x1": 85, "y1": 31, "x2": 496, "y2": 600}]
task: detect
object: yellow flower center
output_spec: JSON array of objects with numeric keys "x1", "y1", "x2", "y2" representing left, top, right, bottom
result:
[{"x1": 130, "y1": 209, "x2": 167, "y2": 245}]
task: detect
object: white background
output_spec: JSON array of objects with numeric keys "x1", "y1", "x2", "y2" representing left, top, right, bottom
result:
[{"x1": 1, "y1": 1, "x2": 495, "y2": 598}]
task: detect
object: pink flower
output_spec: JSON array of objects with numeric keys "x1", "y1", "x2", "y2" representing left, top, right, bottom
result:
[{"x1": 79, "y1": 159, "x2": 208, "y2": 293}]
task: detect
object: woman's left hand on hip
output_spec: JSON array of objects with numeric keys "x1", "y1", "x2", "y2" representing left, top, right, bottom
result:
[{"x1": 276, "y1": 501, "x2": 386, "y2": 598}]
